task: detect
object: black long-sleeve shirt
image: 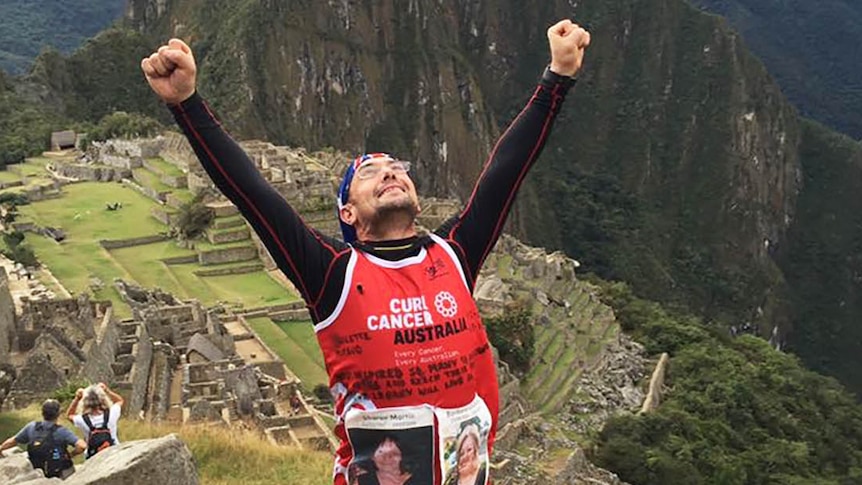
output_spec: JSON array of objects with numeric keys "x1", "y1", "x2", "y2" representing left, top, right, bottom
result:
[{"x1": 170, "y1": 69, "x2": 573, "y2": 323}]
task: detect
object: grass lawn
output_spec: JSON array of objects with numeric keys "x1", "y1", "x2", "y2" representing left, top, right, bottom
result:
[
  {"x1": 145, "y1": 157, "x2": 185, "y2": 178},
  {"x1": 276, "y1": 320, "x2": 325, "y2": 369},
  {"x1": 14, "y1": 181, "x2": 297, "y2": 315},
  {"x1": 110, "y1": 246, "x2": 297, "y2": 308},
  {"x1": 203, "y1": 272, "x2": 296, "y2": 307},
  {"x1": 10, "y1": 183, "x2": 170, "y2": 317},
  {"x1": 0, "y1": 170, "x2": 21, "y2": 184},
  {"x1": 10, "y1": 158, "x2": 52, "y2": 177},
  {"x1": 246, "y1": 317, "x2": 328, "y2": 389},
  {"x1": 109, "y1": 241, "x2": 198, "y2": 297},
  {"x1": 169, "y1": 188, "x2": 194, "y2": 204},
  {"x1": 25, "y1": 235, "x2": 132, "y2": 317},
  {"x1": 2, "y1": 178, "x2": 55, "y2": 194},
  {"x1": 132, "y1": 168, "x2": 171, "y2": 193},
  {"x1": 0, "y1": 158, "x2": 53, "y2": 185},
  {"x1": 16, "y1": 182, "x2": 166, "y2": 238}
]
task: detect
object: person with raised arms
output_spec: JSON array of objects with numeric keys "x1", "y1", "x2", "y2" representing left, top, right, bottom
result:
[{"x1": 142, "y1": 18, "x2": 590, "y2": 484}]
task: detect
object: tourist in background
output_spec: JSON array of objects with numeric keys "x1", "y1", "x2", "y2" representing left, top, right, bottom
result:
[{"x1": 67, "y1": 382, "x2": 124, "y2": 458}]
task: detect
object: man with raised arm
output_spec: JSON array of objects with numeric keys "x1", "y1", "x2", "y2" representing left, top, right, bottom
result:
[{"x1": 142, "y1": 19, "x2": 590, "y2": 485}]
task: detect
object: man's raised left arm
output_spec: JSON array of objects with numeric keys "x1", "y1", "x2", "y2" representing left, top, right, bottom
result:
[{"x1": 438, "y1": 19, "x2": 591, "y2": 286}]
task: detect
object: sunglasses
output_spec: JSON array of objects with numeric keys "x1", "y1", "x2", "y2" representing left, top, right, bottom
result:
[{"x1": 355, "y1": 159, "x2": 412, "y2": 180}]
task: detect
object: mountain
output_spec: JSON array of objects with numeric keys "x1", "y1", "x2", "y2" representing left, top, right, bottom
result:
[
  {"x1": 1, "y1": 0, "x2": 858, "y2": 402},
  {"x1": 0, "y1": 0, "x2": 127, "y2": 75},
  {"x1": 123, "y1": 0, "x2": 862, "y2": 396},
  {"x1": 689, "y1": 0, "x2": 862, "y2": 140},
  {"x1": 3, "y1": 0, "x2": 862, "y2": 481}
]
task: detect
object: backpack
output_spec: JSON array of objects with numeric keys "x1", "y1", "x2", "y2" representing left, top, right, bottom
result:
[
  {"x1": 82, "y1": 408, "x2": 115, "y2": 458},
  {"x1": 26, "y1": 423, "x2": 72, "y2": 478}
]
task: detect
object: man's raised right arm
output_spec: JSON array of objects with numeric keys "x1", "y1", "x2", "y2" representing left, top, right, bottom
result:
[{"x1": 142, "y1": 39, "x2": 348, "y2": 307}]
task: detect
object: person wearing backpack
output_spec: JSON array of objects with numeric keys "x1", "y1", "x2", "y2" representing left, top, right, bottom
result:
[
  {"x1": 66, "y1": 382, "x2": 124, "y2": 458},
  {"x1": 0, "y1": 399, "x2": 87, "y2": 478}
]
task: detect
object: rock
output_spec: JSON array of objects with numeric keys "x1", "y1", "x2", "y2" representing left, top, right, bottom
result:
[
  {"x1": 555, "y1": 446, "x2": 630, "y2": 485},
  {"x1": 68, "y1": 435, "x2": 198, "y2": 485},
  {"x1": 0, "y1": 450, "x2": 56, "y2": 485}
]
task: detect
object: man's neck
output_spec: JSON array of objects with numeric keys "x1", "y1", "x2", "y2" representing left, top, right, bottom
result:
[{"x1": 357, "y1": 218, "x2": 417, "y2": 242}]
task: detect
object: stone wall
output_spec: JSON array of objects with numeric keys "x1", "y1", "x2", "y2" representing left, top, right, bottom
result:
[
  {"x1": 0, "y1": 268, "x2": 15, "y2": 365},
  {"x1": 101, "y1": 154, "x2": 141, "y2": 169},
  {"x1": 141, "y1": 159, "x2": 188, "y2": 189},
  {"x1": 206, "y1": 202, "x2": 238, "y2": 217},
  {"x1": 221, "y1": 365, "x2": 262, "y2": 416},
  {"x1": 416, "y1": 197, "x2": 462, "y2": 230},
  {"x1": 197, "y1": 245, "x2": 258, "y2": 265},
  {"x1": 248, "y1": 231, "x2": 277, "y2": 271},
  {"x1": 165, "y1": 192, "x2": 188, "y2": 209},
  {"x1": 80, "y1": 306, "x2": 121, "y2": 385},
  {"x1": 18, "y1": 296, "x2": 96, "y2": 344},
  {"x1": 98, "y1": 138, "x2": 164, "y2": 159},
  {"x1": 193, "y1": 263, "x2": 262, "y2": 277},
  {"x1": 127, "y1": 323, "x2": 154, "y2": 417},
  {"x1": 15, "y1": 330, "x2": 39, "y2": 352},
  {"x1": 4, "y1": 353, "x2": 66, "y2": 409},
  {"x1": 142, "y1": 305, "x2": 201, "y2": 345},
  {"x1": 15, "y1": 182, "x2": 63, "y2": 202},
  {"x1": 150, "y1": 206, "x2": 177, "y2": 225},
  {"x1": 123, "y1": 178, "x2": 167, "y2": 203},
  {"x1": 206, "y1": 226, "x2": 249, "y2": 244},
  {"x1": 55, "y1": 163, "x2": 133, "y2": 182},
  {"x1": 99, "y1": 234, "x2": 170, "y2": 249},
  {"x1": 31, "y1": 332, "x2": 84, "y2": 377},
  {"x1": 161, "y1": 255, "x2": 198, "y2": 265},
  {"x1": 161, "y1": 174, "x2": 187, "y2": 188},
  {"x1": 160, "y1": 133, "x2": 197, "y2": 173},
  {"x1": 640, "y1": 352, "x2": 669, "y2": 414},
  {"x1": 147, "y1": 343, "x2": 176, "y2": 420}
]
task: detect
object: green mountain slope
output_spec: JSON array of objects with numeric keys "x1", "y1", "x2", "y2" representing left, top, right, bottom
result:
[
  {"x1": 0, "y1": 0, "x2": 127, "y2": 75},
  {"x1": 690, "y1": 0, "x2": 862, "y2": 140},
  {"x1": 3, "y1": 0, "x2": 861, "y2": 397}
]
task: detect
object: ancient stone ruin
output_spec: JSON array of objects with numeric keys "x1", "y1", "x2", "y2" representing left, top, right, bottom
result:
[
  {"x1": 0, "y1": 270, "x2": 334, "y2": 452},
  {"x1": 0, "y1": 133, "x2": 652, "y2": 484}
]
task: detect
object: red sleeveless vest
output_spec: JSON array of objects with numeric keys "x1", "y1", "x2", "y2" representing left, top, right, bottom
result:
[{"x1": 315, "y1": 235, "x2": 498, "y2": 485}]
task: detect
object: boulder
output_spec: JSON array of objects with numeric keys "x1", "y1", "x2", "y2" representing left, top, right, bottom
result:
[
  {"x1": 0, "y1": 450, "x2": 59, "y2": 485},
  {"x1": 2, "y1": 435, "x2": 198, "y2": 485},
  {"x1": 67, "y1": 434, "x2": 198, "y2": 485}
]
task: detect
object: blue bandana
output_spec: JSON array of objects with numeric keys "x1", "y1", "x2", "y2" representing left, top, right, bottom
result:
[{"x1": 336, "y1": 153, "x2": 395, "y2": 243}]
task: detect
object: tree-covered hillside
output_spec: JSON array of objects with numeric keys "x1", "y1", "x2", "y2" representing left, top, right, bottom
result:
[
  {"x1": 592, "y1": 280, "x2": 862, "y2": 485},
  {"x1": 0, "y1": 0, "x2": 127, "y2": 74},
  {"x1": 690, "y1": 0, "x2": 862, "y2": 140}
]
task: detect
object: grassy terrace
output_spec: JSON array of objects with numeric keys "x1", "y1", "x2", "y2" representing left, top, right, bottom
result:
[
  {"x1": 12, "y1": 183, "x2": 169, "y2": 315},
  {"x1": 0, "y1": 159, "x2": 55, "y2": 191},
  {"x1": 1, "y1": 167, "x2": 319, "y2": 398},
  {"x1": 133, "y1": 167, "x2": 171, "y2": 192},
  {"x1": 8, "y1": 180, "x2": 295, "y2": 318},
  {"x1": 9, "y1": 157, "x2": 54, "y2": 177},
  {"x1": 145, "y1": 157, "x2": 185, "y2": 177},
  {"x1": 246, "y1": 317, "x2": 327, "y2": 390},
  {"x1": 0, "y1": 170, "x2": 21, "y2": 184}
]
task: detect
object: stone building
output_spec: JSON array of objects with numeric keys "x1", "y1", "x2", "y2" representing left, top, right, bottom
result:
[
  {"x1": 50, "y1": 130, "x2": 76, "y2": 151},
  {"x1": 2, "y1": 295, "x2": 119, "y2": 409}
]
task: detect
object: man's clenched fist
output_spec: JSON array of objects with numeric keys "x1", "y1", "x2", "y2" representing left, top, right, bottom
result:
[
  {"x1": 141, "y1": 38, "x2": 197, "y2": 105},
  {"x1": 547, "y1": 19, "x2": 591, "y2": 78}
]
